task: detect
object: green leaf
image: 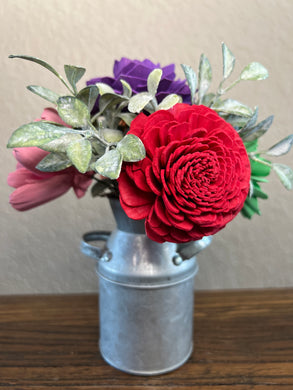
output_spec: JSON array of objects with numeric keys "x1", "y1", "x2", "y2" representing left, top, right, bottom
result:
[
  {"x1": 117, "y1": 112, "x2": 136, "y2": 127},
  {"x1": 64, "y1": 65, "x2": 86, "y2": 94},
  {"x1": 201, "y1": 93, "x2": 215, "y2": 107},
  {"x1": 250, "y1": 175, "x2": 269, "y2": 183},
  {"x1": 100, "y1": 129, "x2": 124, "y2": 143},
  {"x1": 181, "y1": 64, "x2": 197, "y2": 104},
  {"x1": 95, "y1": 82, "x2": 115, "y2": 95},
  {"x1": 91, "y1": 140, "x2": 106, "y2": 156},
  {"x1": 27, "y1": 85, "x2": 60, "y2": 104},
  {"x1": 272, "y1": 163, "x2": 293, "y2": 190},
  {"x1": 9, "y1": 54, "x2": 72, "y2": 92},
  {"x1": 241, "y1": 198, "x2": 260, "y2": 219},
  {"x1": 241, "y1": 203, "x2": 256, "y2": 219},
  {"x1": 57, "y1": 96, "x2": 90, "y2": 128},
  {"x1": 222, "y1": 42, "x2": 235, "y2": 80},
  {"x1": 239, "y1": 107, "x2": 259, "y2": 133},
  {"x1": 36, "y1": 152, "x2": 72, "y2": 172},
  {"x1": 241, "y1": 115, "x2": 274, "y2": 141},
  {"x1": 117, "y1": 134, "x2": 146, "y2": 162},
  {"x1": 250, "y1": 158, "x2": 271, "y2": 177},
  {"x1": 244, "y1": 196, "x2": 261, "y2": 215},
  {"x1": 198, "y1": 54, "x2": 212, "y2": 104},
  {"x1": 265, "y1": 135, "x2": 293, "y2": 157},
  {"x1": 244, "y1": 139, "x2": 258, "y2": 153},
  {"x1": 240, "y1": 62, "x2": 269, "y2": 81},
  {"x1": 7, "y1": 122, "x2": 76, "y2": 148},
  {"x1": 99, "y1": 93, "x2": 127, "y2": 114},
  {"x1": 225, "y1": 114, "x2": 251, "y2": 129},
  {"x1": 94, "y1": 149, "x2": 123, "y2": 179},
  {"x1": 128, "y1": 92, "x2": 153, "y2": 113},
  {"x1": 252, "y1": 183, "x2": 269, "y2": 199},
  {"x1": 147, "y1": 69, "x2": 162, "y2": 96},
  {"x1": 211, "y1": 99, "x2": 253, "y2": 117},
  {"x1": 76, "y1": 85, "x2": 99, "y2": 112},
  {"x1": 66, "y1": 138, "x2": 92, "y2": 173},
  {"x1": 157, "y1": 94, "x2": 182, "y2": 110},
  {"x1": 120, "y1": 79, "x2": 132, "y2": 98},
  {"x1": 40, "y1": 133, "x2": 83, "y2": 153}
]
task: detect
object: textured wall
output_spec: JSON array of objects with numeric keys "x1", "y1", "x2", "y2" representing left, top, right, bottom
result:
[{"x1": 0, "y1": 0, "x2": 292, "y2": 294}]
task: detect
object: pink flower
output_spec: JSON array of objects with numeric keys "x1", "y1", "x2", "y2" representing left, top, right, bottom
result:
[{"x1": 7, "y1": 108, "x2": 93, "y2": 211}]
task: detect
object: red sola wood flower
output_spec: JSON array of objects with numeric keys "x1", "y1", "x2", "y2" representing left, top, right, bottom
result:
[{"x1": 118, "y1": 104, "x2": 251, "y2": 243}]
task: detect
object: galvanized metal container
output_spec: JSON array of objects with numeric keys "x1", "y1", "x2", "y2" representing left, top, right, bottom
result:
[{"x1": 81, "y1": 199, "x2": 212, "y2": 376}]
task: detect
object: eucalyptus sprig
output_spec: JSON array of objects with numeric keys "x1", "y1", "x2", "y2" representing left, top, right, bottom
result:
[
  {"x1": 7, "y1": 55, "x2": 147, "y2": 181},
  {"x1": 6, "y1": 47, "x2": 293, "y2": 214},
  {"x1": 181, "y1": 42, "x2": 268, "y2": 120},
  {"x1": 128, "y1": 68, "x2": 182, "y2": 114},
  {"x1": 181, "y1": 44, "x2": 293, "y2": 218}
]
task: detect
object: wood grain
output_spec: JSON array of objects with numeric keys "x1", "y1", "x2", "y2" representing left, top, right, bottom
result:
[{"x1": 0, "y1": 289, "x2": 292, "y2": 389}]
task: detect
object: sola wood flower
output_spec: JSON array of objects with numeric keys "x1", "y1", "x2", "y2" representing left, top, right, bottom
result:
[
  {"x1": 7, "y1": 108, "x2": 92, "y2": 211},
  {"x1": 118, "y1": 104, "x2": 251, "y2": 243}
]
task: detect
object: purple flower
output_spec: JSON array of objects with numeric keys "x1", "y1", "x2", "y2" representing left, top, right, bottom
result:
[{"x1": 87, "y1": 58, "x2": 190, "y2": 113}]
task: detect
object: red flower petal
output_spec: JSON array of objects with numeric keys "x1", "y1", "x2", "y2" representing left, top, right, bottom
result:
[
  {"x1": 120, "y1": 196, "x2": 151, "y2": 220},
  {"x1": 119, "y1": 104, "x2": 250, "y2": 243},
  {"x1": 128, "y1": 112, "x2": 148, "y2": 138},
  {"x1": 118, "y1": 171, "x2": 155, "y2": 207},
  {"x1": 145, "y1": 222, "x2": 165, "y2": 243}
]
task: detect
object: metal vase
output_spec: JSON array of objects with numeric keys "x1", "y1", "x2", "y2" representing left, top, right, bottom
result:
[{"x1": 81, "y1": 198, "x2": 212, "y2": 376}]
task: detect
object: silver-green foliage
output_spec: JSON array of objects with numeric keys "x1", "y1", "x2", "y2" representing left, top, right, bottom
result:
[
  {"x1": 179, "y1": 43, "x2": 292, "y2": 215},
  {"x1": 7, "y1": 48, "x2": 293, "y2": 200},
  {"x1": 128, "y1": 68, "x2": 181, "y2": 114},
  {"x1": 7, "y1": 55, "x2": 147, "y2": 181},
  {"x1": 180, "y1": 42, "x2": 269, "y2": 124}
]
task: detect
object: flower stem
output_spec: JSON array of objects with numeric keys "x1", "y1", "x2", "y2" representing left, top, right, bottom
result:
[
  {"x1": 250, "y1": 154, "x2": 272, "y2": 168},
  {"x1": 86, "y1": 120, "x2": 108, "y2": 147},
  {"x1": 220, "y1": 78, "x2": 241, "y2": 94}
]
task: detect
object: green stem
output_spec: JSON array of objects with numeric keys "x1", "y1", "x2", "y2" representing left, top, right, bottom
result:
[
  {"x1": 150, "y1": 98, "x2": 158, "y2": 112},
  {"x1": 91, "y1": 111, "x2": 102, "y2": 123},
  {"x1": 217, "y1": 79, "x2": 225, "y2": 94},
  {"x1": 209, "y1": 79, "x2": 226, "y2": 106},
  {"x1": 9, "y1": 55, "x2": 75, "y2": 95},
  {"x1": 210, "y1": 77, "x2": 242, "y2": 107},
  {"x1": 118, "y1": 100, "x2": 129, "y2": 112},
  {"x1": 250, "y1": 155, "x2": 272, "y2": 168},
  {"x1": 57, "y1": 78, "x2": 75, "y2": 95},
  {"x1": 220, "y1": 78, "x2": 241, "y2": 94},
  {"x1": 86, "y1": 120, "x2": 108, "y2": 147},
  {"x1": 109, "y1": 100, "x2": 130, "y2": 127},
  {"x1": 91, "y1": 99, "x2": 129, "y2": 126}
]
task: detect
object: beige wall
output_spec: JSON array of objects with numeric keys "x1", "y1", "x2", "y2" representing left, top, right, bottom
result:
[{"x1": 0, "y1": 0, "x2": 292, "y2": 294}]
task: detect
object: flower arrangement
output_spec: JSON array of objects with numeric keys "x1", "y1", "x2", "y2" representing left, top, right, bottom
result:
[{"x1": 7, "y1": 44, "x2": 293, "y2": 244}]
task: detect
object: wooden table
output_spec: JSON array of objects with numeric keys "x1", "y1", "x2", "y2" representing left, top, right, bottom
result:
[{"x1": 0, "y1": 289, "x2": 292, "y2": 389}]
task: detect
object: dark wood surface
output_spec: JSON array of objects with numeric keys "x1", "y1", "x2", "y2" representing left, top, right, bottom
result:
[{"x1": 0, "y1": 289, "x2": 292, "y2": 389}]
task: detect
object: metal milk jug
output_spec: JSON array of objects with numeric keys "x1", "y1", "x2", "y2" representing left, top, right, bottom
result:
[{"x1": 81, "y1": 198, "x2": 212, "y2": 375}]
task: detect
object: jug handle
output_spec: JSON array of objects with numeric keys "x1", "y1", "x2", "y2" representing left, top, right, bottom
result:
[
  {"x1": 176, "y1": 236, "x2": 212, "y2": 262},
  {"x1": 81, "y1": 231, "x2": 212, "y2": 264},
  {"x1": 80, "y1": 231, "x2": 111, "y2": 261}
]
